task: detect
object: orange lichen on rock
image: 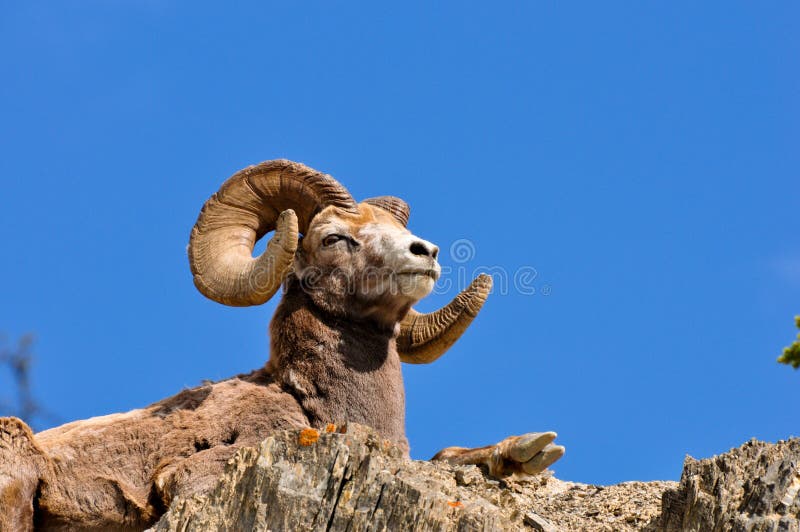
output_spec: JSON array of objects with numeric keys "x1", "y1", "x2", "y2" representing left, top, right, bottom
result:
[
  {"x1": 298, "y1": 428, "x2": 320, "y2": 446},
  {"x1": 325, "y1": 423, "x2": 337, "y2": 433},
  {"x1": 447, "y1": 501, "x2": 463, "y2": 508}
]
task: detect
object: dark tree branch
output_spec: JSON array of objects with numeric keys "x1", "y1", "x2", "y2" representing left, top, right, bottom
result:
[{"x1": 0, "y1": 333, "x2": 57, "y2": 428}]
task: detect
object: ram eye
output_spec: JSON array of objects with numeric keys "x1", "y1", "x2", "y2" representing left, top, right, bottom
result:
[{"x1": 322, "y1": 234, "x2": 344, "y2": 247}]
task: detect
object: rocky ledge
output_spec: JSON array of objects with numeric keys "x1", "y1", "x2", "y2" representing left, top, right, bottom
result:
[{"x1": 149, "y1": 425, "x2": 800, "y2": 531}]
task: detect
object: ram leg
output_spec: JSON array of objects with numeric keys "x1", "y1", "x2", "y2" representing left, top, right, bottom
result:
[{"x1": 432, "y1": 432, "x2": 564, "y2": 478}]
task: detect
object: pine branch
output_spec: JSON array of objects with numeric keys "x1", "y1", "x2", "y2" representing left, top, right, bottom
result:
[{"x1": 777, "y1": 316, "x2": 800, "y2": 369}]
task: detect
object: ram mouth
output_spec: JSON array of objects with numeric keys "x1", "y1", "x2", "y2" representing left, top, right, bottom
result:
[{"x1": 397, "y1": 269, "x2": 440, "y2": 280}]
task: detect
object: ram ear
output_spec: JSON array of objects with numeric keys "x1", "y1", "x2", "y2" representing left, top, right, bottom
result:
[{"x1": 363, "y1": 196, "x2": 410, "y2": 227}]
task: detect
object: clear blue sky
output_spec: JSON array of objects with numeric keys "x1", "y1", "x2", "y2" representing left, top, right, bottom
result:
[{"x1": 1, "y1": 2, "x2": 798, "y2": 485}]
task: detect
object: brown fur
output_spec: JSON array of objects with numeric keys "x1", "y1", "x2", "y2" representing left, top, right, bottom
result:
[
  {"x1": 20, "y1": 372, "x2": 307, "y2": 530},
  {"x1": 267, "y1": 276, "x2": 408, "y2": 453}
]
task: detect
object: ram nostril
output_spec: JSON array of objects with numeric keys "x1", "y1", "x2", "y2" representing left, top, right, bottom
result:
[
  {"x1": 410, "y1": 241, "x2": 432, "y2": 257},
  {"x1": 431, "y1": 246, "x2": 439, "y2": 259}
]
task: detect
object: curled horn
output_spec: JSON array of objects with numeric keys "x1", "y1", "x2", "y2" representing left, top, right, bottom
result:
[
  {"x1": 397, "y1": 274, "x2": 493, "y2": 364},
  {"x1": 363, "y1": 196, "x2": 410, "y2": 227},
  {"x1": 188, "y1": 159, "x2": 358, "y2": 306}
]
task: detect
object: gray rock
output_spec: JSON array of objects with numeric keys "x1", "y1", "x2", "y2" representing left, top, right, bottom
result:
[
  {"x1": 454, "y1": 466, "x2": 483, "y2": 487},
  {"x1": 151, "y1": 424, "x2": 514, "y2": 531},
  {"x1": 660, "y1": 438, "x2": 800, "y2": 531},
  {"x1": 524, "y1": 511, "x2": 561, "y2": 532},
  {"x1": 150, "y1": 426, "x2": 800, "y2": 532}
]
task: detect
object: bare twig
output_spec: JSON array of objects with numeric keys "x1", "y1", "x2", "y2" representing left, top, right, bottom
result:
[{"x1": 0, "y1": 334, "x2": 58, "y2": 428}]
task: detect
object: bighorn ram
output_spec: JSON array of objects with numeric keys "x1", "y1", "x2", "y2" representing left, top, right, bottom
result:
[{"x1": 0, "y1": 160, "x2": 564, "y2": 530}]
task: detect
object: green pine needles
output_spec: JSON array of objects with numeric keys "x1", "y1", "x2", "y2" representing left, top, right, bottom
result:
[{"x1": 777, "y1": 316, "x2": 800, "y2": 369}]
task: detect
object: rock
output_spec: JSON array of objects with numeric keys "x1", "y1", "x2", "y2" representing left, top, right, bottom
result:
[
  {"x1": 524, "y1": 511, "x2": 560, "y2": 532},
  {"x1": 519, "y1": 479, "x2": 674, "y2": 531},
  {"x1": 150, "y1": 424, "x2": 671, "y2": 531},
  {"x1": 660, "y1": 438, "x2": 800, "y2": 531},
  {"x1": 151, "y1": 427, "x2": 800, "y2": 531},
  {"x1": 454, "y1": 465, "x2": 483, "y2": 487},
  {"x1": 150, "y1": 424, "x2": 512, "y2": 531}
]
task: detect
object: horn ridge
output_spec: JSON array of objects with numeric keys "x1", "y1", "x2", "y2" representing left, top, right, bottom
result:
[
  {"x1": 397, "y1": 274, "x2": 492, "y2": 364},
  {"x1": 363, "y1": 196, "x2": 411, "y2": 227}
]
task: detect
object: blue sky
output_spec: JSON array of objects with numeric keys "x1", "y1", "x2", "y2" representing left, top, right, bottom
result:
[{"x1": 1, "y1": 2, "x2": 798, "y2": 485}]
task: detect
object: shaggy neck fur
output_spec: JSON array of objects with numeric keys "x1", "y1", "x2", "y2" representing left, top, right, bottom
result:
[{"x1": 266, "y1": 276, "x2": 409, "y2": 454}]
